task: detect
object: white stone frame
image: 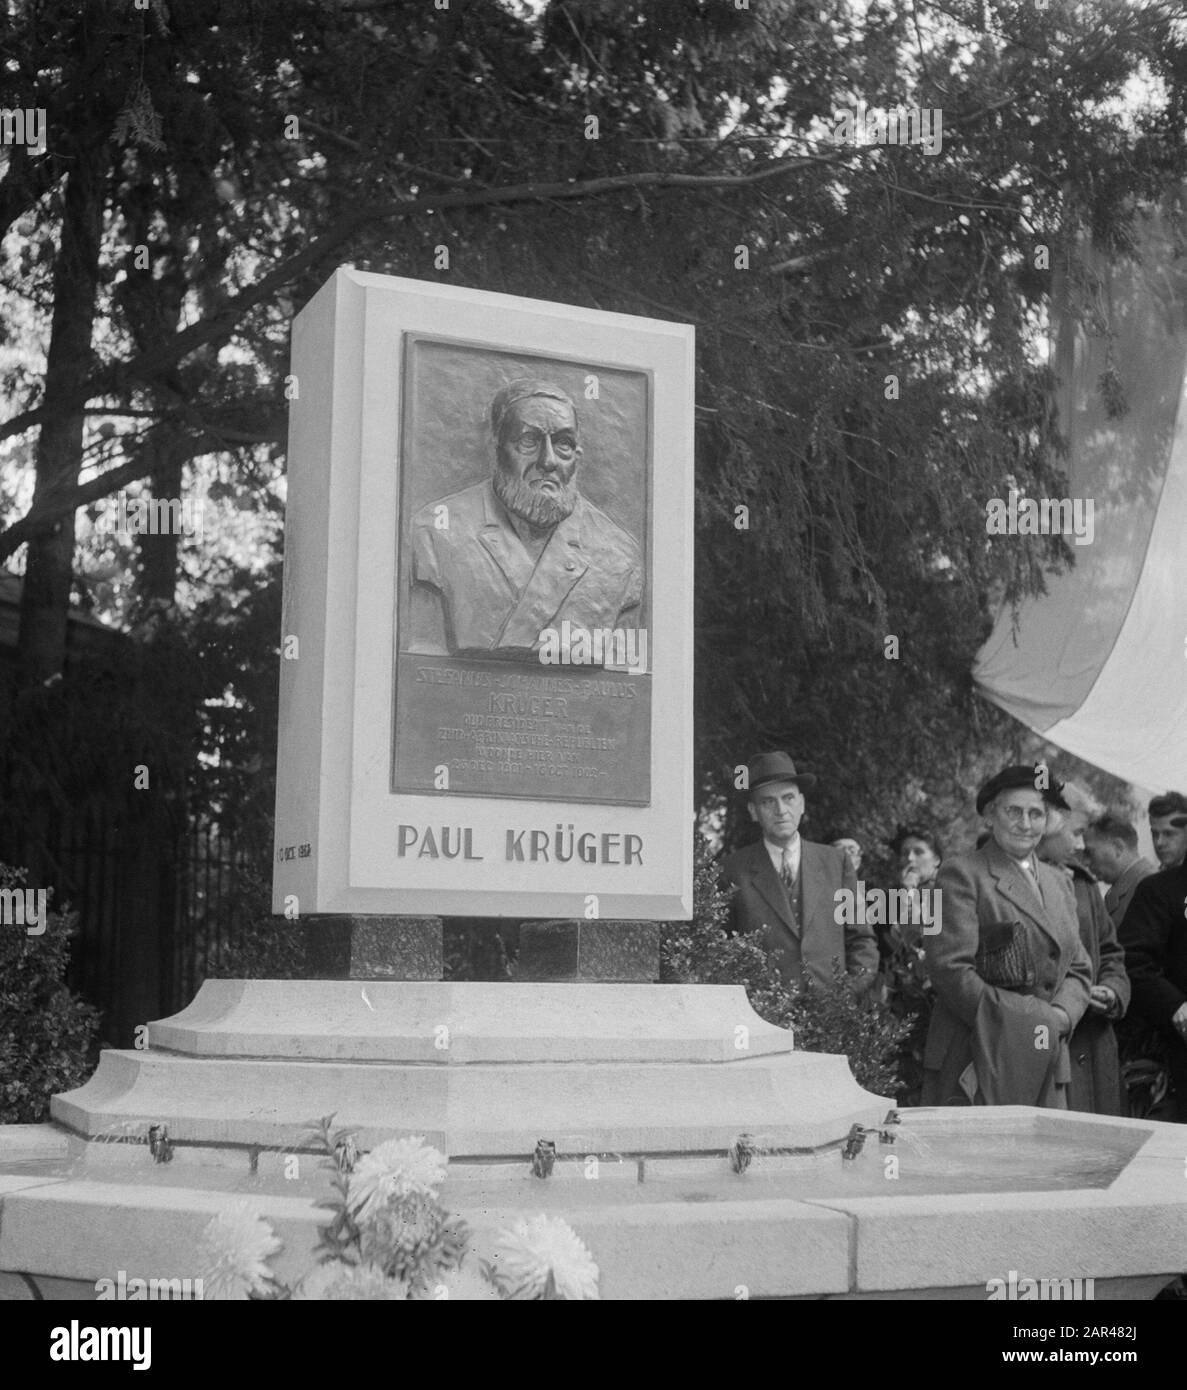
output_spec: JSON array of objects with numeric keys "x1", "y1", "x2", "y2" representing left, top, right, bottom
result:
[{"x1": 273, "y1": 269, "x2": 694, "y2": 919}]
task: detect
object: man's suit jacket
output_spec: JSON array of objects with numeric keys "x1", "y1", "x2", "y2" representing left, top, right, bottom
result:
[
  {"x1": 720, "y1": 838, "x2": 878, "y2": 990},
  {"x1": 408, "y1": 480, "x2": 642, "y2": 655},
  {"x1": 921, "y1": 841, "x2": 1093, "y2": 1107},
  {"x1": 1103, "y1": 857, "x2": 1157, "y2": 932},
  {"x1": 1118, "y1": 862, "x2": 1187, "y2": 1026}
]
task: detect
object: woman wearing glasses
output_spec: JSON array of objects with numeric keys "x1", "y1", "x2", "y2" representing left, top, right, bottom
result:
[{"x1": 919, "y1": 765, "x2": 1094, "y2": 1108}]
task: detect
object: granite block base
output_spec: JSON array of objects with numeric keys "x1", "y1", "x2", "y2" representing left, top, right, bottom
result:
[
  {"x1": 516, "y1": 919, "x2": 660, "y2": 982},
  {"x1": 302, "y1": 915, "x2": 443, "y2": 980}
]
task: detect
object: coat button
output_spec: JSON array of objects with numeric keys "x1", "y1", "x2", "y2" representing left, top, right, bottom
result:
[{"x1": 565, "y1": 561, "x2": 577, "y2": 570}]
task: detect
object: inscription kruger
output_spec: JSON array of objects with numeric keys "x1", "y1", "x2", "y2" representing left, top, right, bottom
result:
[
  {"x1": 395, "y1": 824, "x2": 645, "y2": 864},
  {"x1": 393, "y1": 338, "x2": 652, "y2": 804}
]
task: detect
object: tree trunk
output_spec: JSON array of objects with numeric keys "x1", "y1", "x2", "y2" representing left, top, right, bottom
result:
[
  {"x1": 18, "y1": 147, "x2": 106, "y2": 684},
  {"x1": 120, "y1": 178, "x2": 190, "y2": 618},
  {"x1": 136, "y1": 443, "x2": 184, "y2": 610}
]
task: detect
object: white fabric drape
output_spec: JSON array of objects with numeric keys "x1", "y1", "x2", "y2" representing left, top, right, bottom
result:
[{"x1": 974, "y1": 209, "x2": 1187, "y2": 791}]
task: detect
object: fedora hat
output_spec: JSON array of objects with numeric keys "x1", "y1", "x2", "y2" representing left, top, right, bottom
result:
[
  {"x1": 975, "y1": 764, "x2": 1069, "y2": 816},
  {"x1": 746, "y1": 751, "x2": 816, "y2": 793}
]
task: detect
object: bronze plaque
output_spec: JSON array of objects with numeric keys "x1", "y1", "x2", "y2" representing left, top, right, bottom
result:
[{"x1": 392, "y1": 337, "x2": 652, "y2": 804}]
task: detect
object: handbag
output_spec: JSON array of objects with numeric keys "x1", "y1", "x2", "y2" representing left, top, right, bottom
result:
[{"x1": 975, "y1": 918, "x2": 1036, "y2": 989}]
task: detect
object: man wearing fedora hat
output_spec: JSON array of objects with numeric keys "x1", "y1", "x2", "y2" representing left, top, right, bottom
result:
[
  {"x1": 720, "y1": 752, "x2": 878, "y2": 992},
  {"x1": 921, "y1": 764, "x2": 1093, "y2": 1109}
]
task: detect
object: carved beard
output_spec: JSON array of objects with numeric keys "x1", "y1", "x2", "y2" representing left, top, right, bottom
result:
[{"x1": 493, "y1": 461, "x2": 579, "y2": 529}]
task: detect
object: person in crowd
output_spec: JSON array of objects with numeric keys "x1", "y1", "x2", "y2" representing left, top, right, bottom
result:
[
  {"x1": 830, "y1": 835, "x2": 863, "y2": 876},
  {"x1": 1119, "y1": 853, "x2": 1187, "y2": 1123},
  {"x1": 921, "y1": 765, "x2": 1093, "y2": 1108},
  {"x1": 721, "y1": 752, "x2": 878, "y2": 992},
  {"x1": 1037, "y1": 785, "x2": 1130, "y2": 1116},
  {"x1": 890, "y1": 824, "x2": 943, "y2": 951},
  {"x1": 1147, "y1": 791, "x2": 1187, "y2": 870},
  {"x1": 869, "y1": 825, "x2": 942, "y2": 1015},
  {"x1": 1082, "y1": 812, "x2": 1158, "y2": 931},
  {"x1": 897, "y1": 825, "x2": 943, "y2": 889}
]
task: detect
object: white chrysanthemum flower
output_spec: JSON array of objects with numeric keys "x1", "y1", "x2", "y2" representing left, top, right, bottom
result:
[
  {"x1": 346, "y1": 1136, "x2": 448, "y2": 1224},
  {"x1": 491, "y1": 1215, "x2": 600, "y2": 1301},
  {"x1": 412, "y1": 1263, "x2": 504, "y2": 1302},
  {"x1": 198, "y1": 1200, "x2": 282, "y2": 1300},
  {"x1": 294, "y1": 1261, "x2": 409, "y2": 1301}
]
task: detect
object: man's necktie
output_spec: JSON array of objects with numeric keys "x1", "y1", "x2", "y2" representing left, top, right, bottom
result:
[{"x1": 780, "y1": 847, "x2": 796, "y2": 891}]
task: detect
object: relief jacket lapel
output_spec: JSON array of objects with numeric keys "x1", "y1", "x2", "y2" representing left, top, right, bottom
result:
[
  {"x1": 476, "y1": 483, "x2": 536, "y2": 601},
  {"x1": 497, "y1": 502, "x2": 590, "y2": 649}
]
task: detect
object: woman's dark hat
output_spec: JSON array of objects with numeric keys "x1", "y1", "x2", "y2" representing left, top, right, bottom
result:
[
  {"x1": 976, "y1": 764, "x2": 1069, "y2": 816},
  {"x1": 746, "y1": 751, "x2": 816, "y2": 793}
]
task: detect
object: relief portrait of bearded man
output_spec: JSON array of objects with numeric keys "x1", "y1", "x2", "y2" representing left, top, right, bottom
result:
[{"x1": 406, "y1": 377, "x2": 644, "y2": 659}]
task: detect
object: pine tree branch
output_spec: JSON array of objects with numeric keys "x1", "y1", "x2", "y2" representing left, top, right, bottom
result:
[
  {"x1": 0, "y1": 419, "x2": 279, "y2": 562},
  {"x1": 0, "y1": 90, "x2": 1063, "y2": 456},
  {"x1": 0, "y1": 148, "x2": 867, "y2": 449}
]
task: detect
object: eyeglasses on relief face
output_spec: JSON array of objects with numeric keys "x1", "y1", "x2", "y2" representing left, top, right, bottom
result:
[{"x1": 512, "y1": 427, "x2": 578, "y2": 459}]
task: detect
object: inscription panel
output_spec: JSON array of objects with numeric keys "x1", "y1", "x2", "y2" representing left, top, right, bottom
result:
[{"x1": 393, "y1": 657, "x2": 651, "y2": 803}]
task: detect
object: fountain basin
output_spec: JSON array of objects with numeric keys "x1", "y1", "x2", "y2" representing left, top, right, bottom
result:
[
  {"x1": 0, "y1": 1107, "x2": 1183, "y2": 1300},
  {"x1": 2, "y1": 982, "x2": 1184, "y2": 1299}
]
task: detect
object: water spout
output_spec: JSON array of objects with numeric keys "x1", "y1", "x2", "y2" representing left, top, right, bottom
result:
[
  {"x1": 842, "y1": 1116, "x2": 901, "y2": 1160},
  {"x1": 147, "y1": 1125, "x2": 173, "y2": 1164},
  {"x1": 842, "y1": 1124, "x2": 866, "y2": 1160},
  {"x1": 531, "y1": 1138, "x2": 557, "y2": 1178}
]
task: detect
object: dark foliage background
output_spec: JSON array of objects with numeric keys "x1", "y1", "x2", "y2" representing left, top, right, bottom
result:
[{"x1": 0, "y1": 865, "x2": 99, "y2": 1123}]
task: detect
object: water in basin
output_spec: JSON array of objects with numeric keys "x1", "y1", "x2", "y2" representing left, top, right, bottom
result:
[
  {"x1": 441, "y1": 1120, "x2": 1151, "y2": 1209},
  {"x1": 0, "y1": 1119, "x2": 1151, "y2": 1207},
  {"x1": 727, "y1": 1121, "x2": 1148, "y2": 1198}
]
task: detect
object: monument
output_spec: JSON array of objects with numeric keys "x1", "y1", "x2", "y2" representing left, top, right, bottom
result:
[{"x1": 271, "y1": 270, "x2": 693, "y2": 925}]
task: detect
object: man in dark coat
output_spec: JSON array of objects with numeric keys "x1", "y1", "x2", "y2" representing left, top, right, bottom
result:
[
  {"x1": 720, "y1": 752, "x2": 878, "y2": 992},
  {"x1": 1037, "y1": 791, "x2": 1130, "y2": 1116},
  {"x1": 1083, "y1": 812, "x2": 1158, "y2": 931},
  {"x1": 1118, "y1": 860, "x2": 1187, "y2": 1122},
  {"x1": 921, "y1": 765, "x2": 1093, "y2": 1108}
]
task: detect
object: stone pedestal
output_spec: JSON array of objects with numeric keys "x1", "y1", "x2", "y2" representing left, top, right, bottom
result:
[
  {"x1": 50, "y1": 979, "x2": 887, "y2": 1154},
  {"x1": 516, "y1": 919, "x2": 660, "y2": 982},
  {"x1": 302, "y1": 915, "x2": 442, "y2": 980}
]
